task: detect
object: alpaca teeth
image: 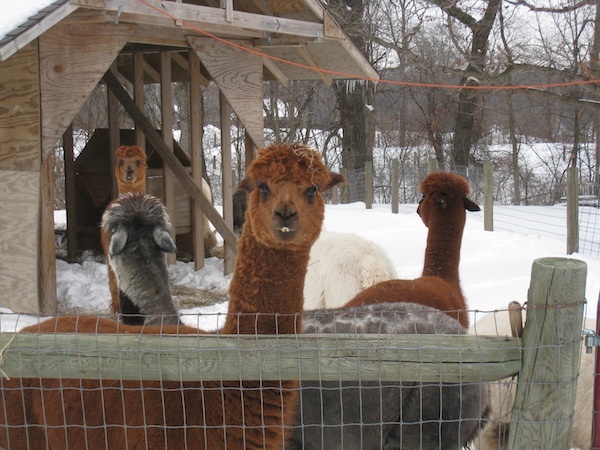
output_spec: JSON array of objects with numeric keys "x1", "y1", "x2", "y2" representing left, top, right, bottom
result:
[{"x1": 280, "y1": 226, "x2": 290, "y2": 233}]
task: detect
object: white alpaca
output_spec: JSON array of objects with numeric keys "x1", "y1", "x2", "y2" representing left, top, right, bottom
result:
[
  {"x1": 470, "y1": 308, "x2": 594, "y2": 450},
  {"x1": 303, "y1": 231, "x2": 397, "y2": 310}
]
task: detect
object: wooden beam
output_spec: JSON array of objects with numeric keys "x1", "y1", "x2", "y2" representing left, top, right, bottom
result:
[
  {"x1": 161, "y1": 51, "x2": 177, "y2": 265},
  {"x1": 133, "y1": 52, "x2": 146, "y2": 148},
  {"x1": 296, "y1": 46, "x2": 332, "y2": 85},
  {"x1": 102, "y1": 70, "x2": 238, "y2": 254},
  {"x1": 190, "y1": 51, "x2": 206, "y2": 270},
  {"x1": 39, "y1": 21, "x2": 133, "y2": 158},
  {"x1": 63, "y1": 124, "x2": 78, "y2": 258},
  {"x1": 0, "y1": 332, "x2": 521, "y2": 382},
  {"x1": 220, "y1": 94, "x2": 235, "y2": 275},
  {"x1": 108, "y1": 63, "x2": 120, "y2": 198},
  {"x1": 262, "y1": 56, "x2": 289, "y2": 86},
  {"x1": 39, "y1": 152, "x2": 58, "y2": 315},
  {"x1": 188, "y1": 37, "x2": 264, "y2": 149},
  {"x1": 98, "y1": 0, "x2": 326, "y2": 39}
]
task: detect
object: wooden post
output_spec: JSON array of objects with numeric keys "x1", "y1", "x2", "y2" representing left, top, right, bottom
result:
[
  {"x1": 107, "y1": 63, "x2": 120, "y2": 199},
  {"x1": 63, "y1": 124, "x2": 78, "y2": 259},
  {"x1": 428, "y1": 158, "x2": 438, "y2": 173},
  {"x1": 133, "y1": 52, "x2": 145, "y2": 149},
  {"x1": 507, "y1": 257, "x2": 586, "y2": 449},
  {"x1": 221, "y1": 93, "x2": 235, "y2": 275},
  {"x1": 391, "y1": 158, "x2": 399, "y2": 214},
  {"x1": 566, "y1": 166, "x2": 579, "y2": 254},
  {"x1": 161, "y1": 51, "x2": 176, "y2": 265},
  {"x1": 341, "y1": 167, "x2": 349, "y2": 204},
  {"x1": 483, "y1": 161, "x2": 494, "y2": 232},
  {"x1": 365, "y1": 161, "x2": 373, "y2": 209},
  {"x1": 189, "y1": 51, "x2": 206, "y2": 270}
]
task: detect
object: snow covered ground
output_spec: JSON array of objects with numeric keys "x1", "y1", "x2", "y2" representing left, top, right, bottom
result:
[{"x1": 1, "y1": 202, "x2": 598, "y2": 333}]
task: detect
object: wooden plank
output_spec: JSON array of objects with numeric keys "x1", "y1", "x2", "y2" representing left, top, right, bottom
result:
[
  {"x1": 0, "y1": 333, "x2": 521, "y2": 383},
  {"x1": 221, "y1": 94, "x2": 235, "y2": 275},
  {"x1": 0, "y1": 171, "x2": 40, "y2": 314},
  {"x1": 0, "y1": 3, "x2": 79, "y2": 62},
  {"x1": 133, "y1": 52, "x2": 146, "y2": 148},
  {"x1": 108, "y1": 64, "x2": 120, "y2": 198},
  {"x1": 0, "y1": 41, "x2": 40, "y2": 171},
  {"x1": 39, "y1": 21, "x2": 133, "y2": 159},
  {"x1": 262, "y1": 56, "x2": 289, "y2": 86},
  {"x1": 296, "y1": 46, "x2": 332, "y2": 85},
  {"x1": 39, "y1": 154, "x2": 58, "y2": 315},
  {"x1": 161, "y1": 51, "x2": 177, "y2": 265},
  {"x1": 391, "y1": 158, "x2": 399, "y2": 214},
  {"x1": 103, "y1": 0, "x2": 325, "y2": 38},
  {"x1": 189, "y1": 51, "x2": 206, "y2": 269},
  {"x1": 102, "y1": 70, "x2": 238, "y2": 254},
  {"x1": 508, "y1": 258, "x2": 587, "y2": 449},
  {"x1": 63, "y1": 124, "x2": 78, "y2": 258},
  {"x1": 188, "y1": 37, "x2": 264, "y2": 149}
]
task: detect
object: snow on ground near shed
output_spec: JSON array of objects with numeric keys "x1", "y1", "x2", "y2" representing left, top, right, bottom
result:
[{"x1": 1, "y1": 202, "x2": 598, "y2": 332}]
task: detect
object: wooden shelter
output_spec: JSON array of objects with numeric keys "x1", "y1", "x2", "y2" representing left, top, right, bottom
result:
[{"x1": 0, "y1": 0, "x2": 378, "y2": 315}]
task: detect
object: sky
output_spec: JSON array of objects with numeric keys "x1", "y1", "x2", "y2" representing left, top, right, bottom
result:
[{"x1": 1, "y1": 202, "x2": 598, "y2": 334}]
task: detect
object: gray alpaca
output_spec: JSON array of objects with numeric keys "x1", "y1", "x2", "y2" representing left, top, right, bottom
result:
[
  {"x1": 101, "y1": 192, "x2": 179, "y2": 326},
  {"x1": 290, "y1": 302, "x2": 489, "y2": 450}
]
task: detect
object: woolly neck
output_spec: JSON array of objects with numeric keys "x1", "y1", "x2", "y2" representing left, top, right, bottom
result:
[
  {"x1": 222, "y1": 222, "x2": 311, "y2": 335},
  {"x1": 422, "y1": 215, "x2": 465, "y2": 287}
]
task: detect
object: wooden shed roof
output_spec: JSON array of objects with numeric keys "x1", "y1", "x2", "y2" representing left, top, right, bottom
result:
[{"x1": 0, "y1": 0, "x2": 378, "y2": 84}]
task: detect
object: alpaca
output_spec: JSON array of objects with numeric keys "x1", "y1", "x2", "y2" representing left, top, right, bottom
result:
[
  {"x1": 101, "y1": 192, "x2": 179, "y2": 326},
  {"x1": 470, "y1": 308, "x2": 594, "y2": 450},
  {"x1": 2, "y1": 143, "x2": 343, "y2": 450},
  {"x1": 288, "y1": 302, "x2": 489, "y2": 449},
  {"x1": 344, "y1": 172, "x2": 480, "y2": 329},
  {"x1": 232, "y1": 192, "x2": 397, "y2": 310},
  {"x1": 303, "y1": 230, "x2": 397, "y2": 310},
  {"x1": 103, "y1": 145, "x2": 148, "y2": 316}
]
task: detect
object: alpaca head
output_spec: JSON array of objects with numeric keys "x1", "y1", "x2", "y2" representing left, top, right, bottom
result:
[
  {"x1": 101, "y1": 192, "x2": 178, "y2": 324},
  {"x1": 115, "y1": 145, "x2": 147, "y2": 191},
  {"x1": 238, "y1": 143, "x2": 344, "y2": 250},
  {"x1": 417, "y1": 172, "x2": 480, "y2": 227}
]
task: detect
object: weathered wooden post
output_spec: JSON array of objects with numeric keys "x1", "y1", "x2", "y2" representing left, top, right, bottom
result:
[
  {"x1": 341, "y1": 167, "x2": 349, "y2": 204},
  {"x1": 365, "y1": 161, "x2": 373, "y2": 209},
  {"x1": 428, "y1": 157, "x2": 438, "y2": 173},
  {"x1": 566, "y1": 166, "x2": 579, "y2": 254},
  {"x1": 483, "y1": 161, "x2": 494, "y2": 231},
  {"x1": 507, "y1": 257, "x2": 586, "y2": 449},
  {"x1": 391, "y1": 158, "x2": 399, "y2": 214}
]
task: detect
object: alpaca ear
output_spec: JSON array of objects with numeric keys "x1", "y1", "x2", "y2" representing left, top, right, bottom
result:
[
  {"x1": 238, "y1": 177, "x2": 254, "y2": 193},
  {"x1": 153, "y1": 227, "x2": 177, "y2": 253},
  {"x1": 464, "y1": 198, "x2": 481, "y2": 212},
  {"x1": 322, "y1": 172, "x2": 345, "y2": 192},
  {"x1": 109, "y1": 227, "x2": 128, "y2": 257}
]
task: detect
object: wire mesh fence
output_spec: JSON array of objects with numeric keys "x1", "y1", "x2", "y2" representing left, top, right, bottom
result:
[{"x1": 0, "y1": 258, "x2": 589, "y2": 450}]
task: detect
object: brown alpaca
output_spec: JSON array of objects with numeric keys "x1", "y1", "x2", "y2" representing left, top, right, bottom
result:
[
  {"x1": 344, "y1": 172, "x2": 479, "y2": 329},
  {"x1": 102, "y1": 145, "x2": 148, "y2": 315},
  {"x1": 2, "y1": 143, "x2": 343, "y2": 450}
]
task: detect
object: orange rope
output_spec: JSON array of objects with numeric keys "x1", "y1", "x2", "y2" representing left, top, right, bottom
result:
[{"x1": 136, "y1": 0, "x2": 600, "y2": 91}]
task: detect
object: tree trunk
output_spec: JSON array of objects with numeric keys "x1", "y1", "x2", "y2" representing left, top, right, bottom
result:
[
  {"x1": 448, "y1": 0, "x2": 501, "y2": 169},
  {"x1": 507, "y1": 91, "x2": 521, "y2": 205}
]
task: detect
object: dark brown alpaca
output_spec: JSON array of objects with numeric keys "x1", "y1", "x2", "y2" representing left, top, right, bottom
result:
[
  {"x1": 344, "y1": 172, "x2": 479, "y2": 328},
  {"x1": 1, "y1": 143, "x2": 343, "y2": 450}
]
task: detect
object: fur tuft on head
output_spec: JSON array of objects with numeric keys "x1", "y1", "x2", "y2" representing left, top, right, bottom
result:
[
  {"x1": 419, "y1": 171, "x2": 480, "y2": 212},
  {"x1": 115, "y1": 145, "x2": 147, "y2": 163}
]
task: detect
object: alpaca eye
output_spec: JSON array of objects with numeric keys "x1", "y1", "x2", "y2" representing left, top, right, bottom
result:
[
  {"x1": 258, "y1": 184, "x2": 269, "y2": 197},
  {"x1": 136, "y1": 161, "x2": 142, "y2": 167},
  {"x1": 305, "y1": 186, "x2": 317, "y2": 200},
  {"x1": 118, "y1": 160, "x2": 124, "y2": 166}
]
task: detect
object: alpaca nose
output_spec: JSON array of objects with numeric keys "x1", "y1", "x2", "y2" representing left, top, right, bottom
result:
[{"x1": 275, "y1": 205, "x2": 297, "y2": 224}]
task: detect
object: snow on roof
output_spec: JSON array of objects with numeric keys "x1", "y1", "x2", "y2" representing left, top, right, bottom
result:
[{"x1": 0, "y1": 0, "x2": 59, "y2": 41}]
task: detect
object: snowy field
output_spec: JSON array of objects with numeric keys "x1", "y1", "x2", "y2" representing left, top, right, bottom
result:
[{"x1": 1, "y1": 202, "x2": 598, "y2": 333}]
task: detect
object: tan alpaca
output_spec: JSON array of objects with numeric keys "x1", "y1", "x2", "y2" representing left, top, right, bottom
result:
[{"x1": 2, "y1": 143, "x2": 343, "y2": 449}]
